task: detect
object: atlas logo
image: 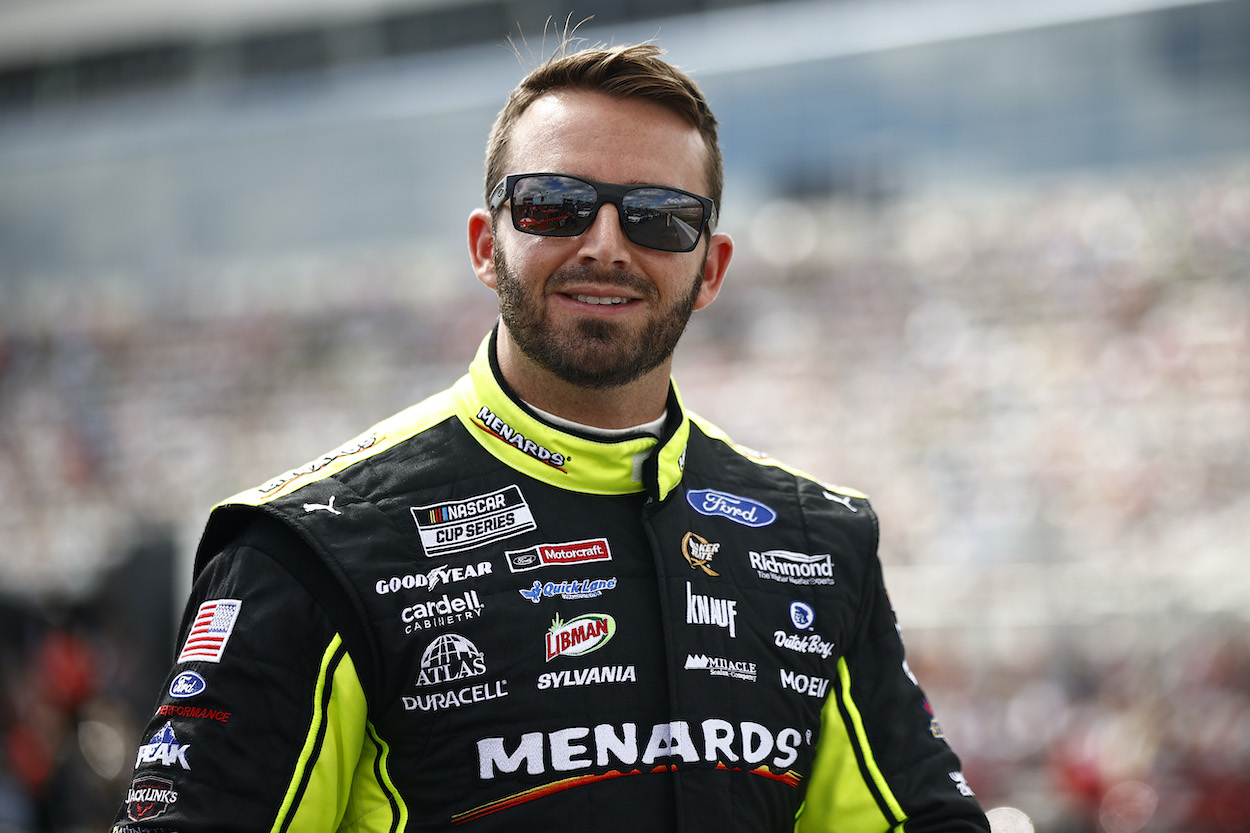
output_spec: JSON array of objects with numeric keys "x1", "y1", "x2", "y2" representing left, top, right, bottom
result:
[
  {"x1": 475, "y1": 405, "x2": 567, "y2": 469},
  {"x1": 506, "y1": 538, "x2": 612, "y2": 573},
  {"x1": 415, "y1": 633, "x2": 487, "y2": 687},
  {"x1": 545, "y1": 613, "x2": 615, "y2": 661},
  {"x1": 685, "y1": 582, "x2": 737, "y2": 638},
  {"x1": 681, "y1": 531, "x2": 720, "y2": 577},
  {"x1": 686, "y1": 489, "x2": 777, "y2": 528},
  {"x1": 749, "y1": 550, "x2": 835, "y2": 586}
]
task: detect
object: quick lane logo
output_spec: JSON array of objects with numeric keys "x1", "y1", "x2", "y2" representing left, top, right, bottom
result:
[
  {"x1": 259, "y1": 434, "x2": 379, "y2": 494},
  {"x1": 401, "y1": 589, "x2": 484, "y2": 634},
  {"x1": 537, "y1": 664, "x2": 636, "y2": 689},
  {"x1": 686, "y1": 489, "x2": 777, "y2": 528},
  {"x1": 681, "y1": 532, "x2": 720, "y2": 577},
  {"x1": 684, "y1": 653, "x2": 757, "y2": 682},
  {"x1": 519, "y1": 577, "x2": 618, "y2": 604},
  {"x1": 545, "y1": 613, "x2": 615, "y2": 661},
  {"x1": 475, "y1": 405, "x2": 567, "y2": 469},
  {"x1": 125, "y1": 776, "x2": 178, "y2": 822},
  {"x1": 411, "y1": 485, "x2": 536, "y2": 557},
  {"x1": 136, "y1": 722, "x2": 191, "y2": 770},
  {"x1": 749, "y1": 550, "x2": 834, "y2": 586},
  {"x1": 780, "y1": 669, "x2": 830, "y2": 699},
  {"x1": 375, "y1": 561, "x2": 492, "y2": 595},
  {"x1": 506, "y1": 538, "x2": 612, "y2": 573},
  {"x1": 685, "y1": 582, "x2": 737, "y2": 638}
]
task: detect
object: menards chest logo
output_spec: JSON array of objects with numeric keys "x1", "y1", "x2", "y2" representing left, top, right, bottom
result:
[
  {"x1": 545, "y1": 613, "x2": 615, "y2": 661},
  {"x1": 475, "y1": 405, "x2": 567, "y2": 469}
]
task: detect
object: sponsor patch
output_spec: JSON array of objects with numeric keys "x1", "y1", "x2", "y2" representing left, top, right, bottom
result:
[
  {"x1": 749, "y1": 550, "x2": 835, "y2": 585},
  {"x1": 156, "y1": 703, "x2": 231, "y2": 724},
  {"x1": 169, "y1": 670, "x2": 206, "y2": 699},
  {"x1": 519, "y1": 577, "x2": 618, "y2": 604},
  {"x1": 774, "y1": 630, "x2": 835, "y2": 659},
  {"x1": 681, "y1": 532, "x2": 720, "y2": 577},
  {"x1": 136, "y1": 722, "x2": 191, "y2": 770},
  {"x1": 375, "y1": 561, "x2": 492, "y2": 595},
  {"x1": 684, "y1": 653, "x2": 758, "y2": 682},
  {"x1": 780, "y1": 669, "x2": 830, "y2": 699},
  {"x1": 259, "y1": 434, "x2": 379, "y2": 494},
  {"x1": 686, "y1": 489, "x2": 777, "y2": 528},
  {"x1": 415, "y1": 633, "x2": 488, "y2": 687},
  {"x1": 401, "y1": 589, "x2": 484, "y2": 634},
  {"x1": 537, "y1": 664, "x2": 637, "y2": 689},
  {"x1": 403, "y1": 680, "x2": 509, "y2": 712},
  {"x1": 412, "y1": 485, "x2": 537, "y2": 557},
  {"x1": 789, "y1": 601, "x2": 815, "y2": 630},
  {"x1": 125, "y1": 775, "x2": 179, "y2": 822},
  {"x1": 685, "y1": 582, "x2": 737, "y2": 637},
  {"x1": 545, "y1": 613, "x2": 615, "y2": 661},
  {"x1": 177, "y1": 599, "x2": 242, "y2": 664},
  {"x1": 474, "y1": 405, "x2": 568, "y2": 469},
  {"x1": 506, "y1": 538, "x2": 612, "y2": 572}
]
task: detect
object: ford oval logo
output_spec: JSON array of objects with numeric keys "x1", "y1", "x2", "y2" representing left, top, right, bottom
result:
[
  {"x1": 686, "y1": 489, "x2": 777, "y2": 528},
  {"x1": 169, "y1": 670, "x2": 207, "y2": 699}
]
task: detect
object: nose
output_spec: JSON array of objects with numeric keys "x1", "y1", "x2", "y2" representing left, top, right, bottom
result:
[{"x1": 576, "y1": 203, "x2": 633, "y2": 267}]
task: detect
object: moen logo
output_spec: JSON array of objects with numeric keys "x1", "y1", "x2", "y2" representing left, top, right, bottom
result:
[
  {"x1": 545, "y1": 613, "x2": 615, "y2": 661},
  {"x1": 780, "y1": 669, "x2": 830, "y2": 699},
  {"x1": 681, "y1": 531, "x2": 720, "y2": 577},
  {"x1": 686, "y1": 489, "x2": 777, "y2": 528},
  {"x1": 475, "y1": 405, "x2": 567, "y2": 469}
]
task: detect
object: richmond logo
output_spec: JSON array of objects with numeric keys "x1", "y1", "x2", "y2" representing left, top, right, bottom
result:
[
  {"x1": 681, "y1": 532, "x2": 720, "y2": 577},
  {"x1": 545, "y1": 613, "x2": 615, "y2": 661}
]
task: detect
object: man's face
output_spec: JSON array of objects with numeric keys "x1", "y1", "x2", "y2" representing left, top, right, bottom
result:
[{"x1": 480, "y1": 89, "x2": 725, "y2": 390}]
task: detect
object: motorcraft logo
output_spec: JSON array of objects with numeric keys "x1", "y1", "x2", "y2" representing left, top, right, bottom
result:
[
  {"x1": 537, "y1": 664, "x2": 636, "y2": 689},
  {"x1": 136, "y1": 722, "x2": 191, "y2": 770},
  {"x1": 780, "y1": 669, "x2": 831, "y2": 699},
  {"x1": 401, "y1": 589, "x2": 484, "y2": 634},
  {"x1": 475, "y1": 405, "x2": 567, "y2": 469},
  {"x1": 375, "y1": 561, "x2": 492, "y2": 595},
  {"x1": 685, "y1": 582, "x2": 737, "y2": 637},
  {"x1": 125, "y1": 776, "x2": 178, "y2": 822},
  {"x1": 506, "y1": 538, "x2": 612, "y2": 573},
  {"x1": 545, "y1": 613, "x2": 615, "y2": 661},
  {"x1": 519, "y1": 577, "x2": 618, "y2": 604},
  {"x1": 258, "y1": 433, "x2": 379, "y2": 494},
  {"x1": 684, "y1": 653, "x2": 757, "y2": 682},
  {"x1": 686, "y1": 489, "x2": 777, "y2": 528},
  {"x1": 749, "y1": 550, "x2": 834, "y2": 586},
  {"x1": 774, "y1": 631, "x2": 836, "y2": 659},
  {"x1": 681, "y1": 531, "x2": 720, "y2": 577},
  {"x1": 411, "y1": 485, "x2": 536, "y2": 557}
]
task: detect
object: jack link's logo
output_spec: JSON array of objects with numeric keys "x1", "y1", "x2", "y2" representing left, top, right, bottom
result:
[
  {"x1": 686, "y1": 489, "x2": 777, "y2": 528},
  {"x1": 125, "y1": 776, "x2": 178, "y2": 822},
  {"x1": 475, "y1": 405, "x2": 567, "y2": 469},
  {"x1": 681, "y1": 532, "x2": 720, "y2": 577},
  {"x1": 685, "y1": 582, "x2": 737, "y2": 637},
  {"x1": 545, "y1": 613, "x2": 616, "y2": 661},
  {"x1": 136, "y1": 722, "x2": 191, "y2": 770}
]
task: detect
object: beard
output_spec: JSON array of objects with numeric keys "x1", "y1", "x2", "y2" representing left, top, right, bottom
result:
[{"x1": 493, "y1": 245, "x2": 705, "y2": 390}]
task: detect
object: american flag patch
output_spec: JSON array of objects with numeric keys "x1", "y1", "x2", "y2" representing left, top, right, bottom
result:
[{"x1": 177, "y1": 599, "x2": 243, "y2": 663}]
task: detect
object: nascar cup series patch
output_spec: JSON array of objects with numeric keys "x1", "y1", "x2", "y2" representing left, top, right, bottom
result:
[{"x1": 411, "y1": 485, "x2": 537, "y2": 557}]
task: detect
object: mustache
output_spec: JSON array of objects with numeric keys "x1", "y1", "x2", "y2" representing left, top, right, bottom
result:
[{"x1": 545, "y1": 265, "x2": 658, "y2": 300}]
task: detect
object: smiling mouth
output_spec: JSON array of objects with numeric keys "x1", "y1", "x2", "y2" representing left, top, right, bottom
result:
[{"x1": 571, "y1": 294, "x2": 632, "y2": 306}]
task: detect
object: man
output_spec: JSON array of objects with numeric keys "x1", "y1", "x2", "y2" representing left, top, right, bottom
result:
[{"x1": 113, "y1": 42, "x2": 990, "y2": 832}]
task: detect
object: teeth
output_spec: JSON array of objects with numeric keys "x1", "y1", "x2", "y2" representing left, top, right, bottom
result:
[{"x1": 573, "y1": 295, "x2": 629, "y2": 305}]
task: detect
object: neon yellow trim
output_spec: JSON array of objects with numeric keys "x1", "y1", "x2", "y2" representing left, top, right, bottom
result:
[
  {"x1": 337, "y1": 724, "x2": 407, "y2": 832},
  {"x1": 270, "y1": 636, "x2": 368, "y2": 833},
  {"x1": 793, "y1": 657, "x2": 905, "y2": 833}
]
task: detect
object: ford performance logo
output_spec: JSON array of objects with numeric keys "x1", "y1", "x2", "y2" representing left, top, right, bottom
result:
[{"x1": 685, "y1": 489, "x2": 777, "y2": 528}]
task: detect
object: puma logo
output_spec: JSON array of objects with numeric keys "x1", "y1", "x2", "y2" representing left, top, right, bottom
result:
[
  {"x1": 303, "y1": 495, "x2": 342, "y2": 515},
  {"x1": 822, "y1": 491, "x2": 858, "y2": 513}
]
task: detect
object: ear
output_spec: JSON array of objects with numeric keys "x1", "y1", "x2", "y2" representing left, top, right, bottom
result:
[
  {"x1": 468, "y1": 208, "x2": 498, "y2": 291},
  {"x1": 693, "y1": 231, "x2": 733, "y2": 311}
]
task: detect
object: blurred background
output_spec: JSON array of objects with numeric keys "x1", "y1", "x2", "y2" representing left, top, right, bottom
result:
[{"x1": 1, "y1": 0, "x2": 1248, "y2": 830}]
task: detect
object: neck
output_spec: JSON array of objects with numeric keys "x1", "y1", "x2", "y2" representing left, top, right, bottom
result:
[{"x1": 494, "y1": 326, "x2": 672, "y2": 430}]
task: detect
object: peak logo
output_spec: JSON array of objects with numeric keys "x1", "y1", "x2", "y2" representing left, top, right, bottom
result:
[
  {"x1": 545, "y1": 613, "x2": 615, "y2": 661},
  {"x1": 506, "y1": 538, "x2": 611, "y2": 573},
  {"x1": 475, "y1": 405, "x2": 567, "y2": 469},
  {"x1": 136, "y1": 722, "x2": 191, "y2": 770},
  {"x1": 686, "y1": 489, "x2": 777, "y2": 528},
  {"x1": 681, "y1": 532, "x2": 720, "y2": 577}
]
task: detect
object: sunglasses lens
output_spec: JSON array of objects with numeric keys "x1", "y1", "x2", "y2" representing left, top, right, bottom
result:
[
  {"x1": 510, "y1": 175, "x2": 596, "y2": 237},
  {"x1": 621, "y1": 188, "x2": 707, "y2": 252}
]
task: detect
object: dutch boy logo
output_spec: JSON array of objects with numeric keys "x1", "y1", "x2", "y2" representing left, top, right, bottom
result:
[
  {"x1": 686, "y1": 489, "x2": 777, "y2": 528},
  {"x1": 789, "y1": 601, "x2": 815, "y2": 630}
]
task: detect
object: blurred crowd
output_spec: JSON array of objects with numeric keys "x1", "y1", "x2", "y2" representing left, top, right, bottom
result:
[{"x1": 1, "y1": 162, "x2": 1248, "y2": 831}]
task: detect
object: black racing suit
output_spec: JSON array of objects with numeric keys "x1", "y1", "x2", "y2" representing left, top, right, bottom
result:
[{"x1": 113, "y1": 329, "x2": 990, "y2": 833}]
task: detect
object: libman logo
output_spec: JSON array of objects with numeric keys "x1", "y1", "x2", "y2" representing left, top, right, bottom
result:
[
  {"x1": 475, "y1": 405, "x2": 567, "y2": 469},
  {"x1": 544, "y1": 613, "x2": 615, "y2": 661}
]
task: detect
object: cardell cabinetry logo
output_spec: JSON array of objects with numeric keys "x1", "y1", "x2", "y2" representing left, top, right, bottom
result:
[{"x1": 686, "y1": 489, "x2": 776, "y2": 528}]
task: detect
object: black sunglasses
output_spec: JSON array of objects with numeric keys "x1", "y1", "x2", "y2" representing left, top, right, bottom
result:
[{"x1": 489, "y1": 173, "x2": 716, "y2": 253}]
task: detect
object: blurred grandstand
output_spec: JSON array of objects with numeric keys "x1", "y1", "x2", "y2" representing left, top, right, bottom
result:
[{"x1": 2, "y1": 0, "x2": 1249, "y2": 830}]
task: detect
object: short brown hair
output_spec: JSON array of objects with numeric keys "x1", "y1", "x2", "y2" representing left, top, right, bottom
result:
[{"x1": 483, "y1": 42, "x2": 723, "y2": 219}]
